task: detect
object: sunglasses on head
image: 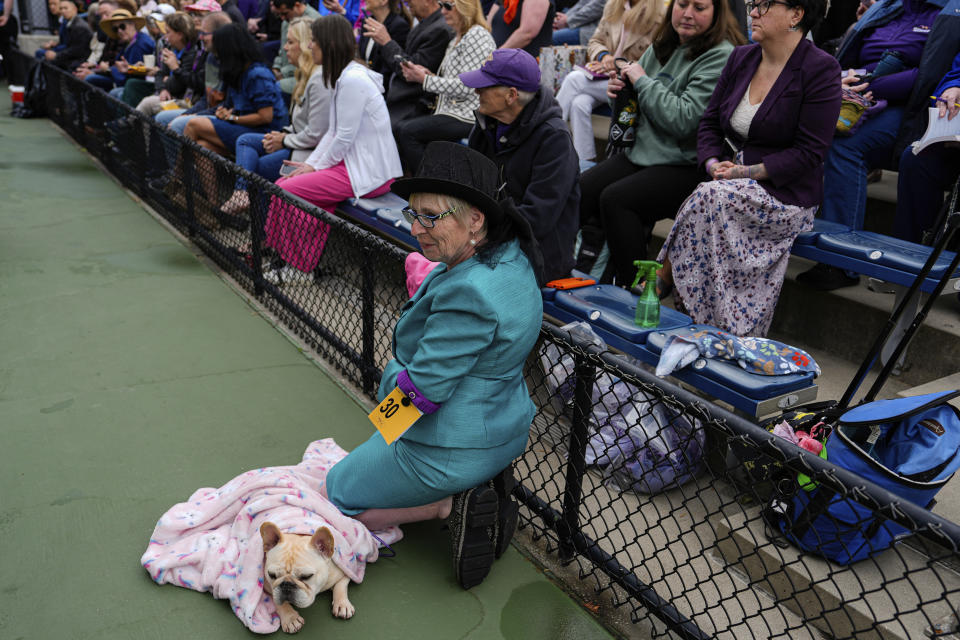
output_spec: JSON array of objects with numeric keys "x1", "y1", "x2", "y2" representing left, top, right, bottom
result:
[{"x1": 437, "y1": 1, "x2": 454, "y2": 9}]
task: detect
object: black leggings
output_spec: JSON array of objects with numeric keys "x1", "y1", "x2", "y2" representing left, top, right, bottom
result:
[
  {"x1": 579, "y1": 153, "x2": 702, "y2": 284},
  {"x1": 393, "y1": 113, "x2": 474, "y2": 174}
]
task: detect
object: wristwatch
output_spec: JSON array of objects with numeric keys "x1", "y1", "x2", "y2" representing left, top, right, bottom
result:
[{"x1": 231, "y1": 115, "x2": 239, "y2": 123}]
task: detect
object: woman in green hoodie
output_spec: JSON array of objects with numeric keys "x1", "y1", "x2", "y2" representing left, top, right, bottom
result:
[{"x1": 577, "y1": 0, "x2": 744, "y2": 285}]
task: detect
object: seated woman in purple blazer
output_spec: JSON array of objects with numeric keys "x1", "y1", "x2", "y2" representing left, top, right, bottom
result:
[{"x1": 656, "y1": 0, "x2": 841, "y2": 337}]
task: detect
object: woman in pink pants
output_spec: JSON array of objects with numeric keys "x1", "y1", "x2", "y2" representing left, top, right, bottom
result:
[{"x1": 264, "y1": 15, "x2": 403, "y2": 285}]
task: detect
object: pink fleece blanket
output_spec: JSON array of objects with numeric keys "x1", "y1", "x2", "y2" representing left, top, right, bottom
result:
[{"x1": 141, "y1": 439, "x2": 402, "y2": 633}]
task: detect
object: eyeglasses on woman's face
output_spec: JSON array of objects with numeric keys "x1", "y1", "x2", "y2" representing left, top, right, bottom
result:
[
  {"x1": 402, "y1": 205, "x2": 459, "y2": 228},
  {"x1": 746, "y1": 0, "x2": 791, "y2": 15},
  {"x1": 437, "y1": 1, "x2": 455, "y2": 10},
  {"x1": 115, "y1": 21, "x2": 132, "y2": 31}
]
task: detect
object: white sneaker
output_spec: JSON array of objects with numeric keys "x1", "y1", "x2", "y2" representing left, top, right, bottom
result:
[{"x1": 264, "y1": 265, "x2": 313, "y2": 286}]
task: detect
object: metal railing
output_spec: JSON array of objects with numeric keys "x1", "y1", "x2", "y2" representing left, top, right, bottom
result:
[{"x1": 31, "y1": 56, "x2": 960, "y2": 639}]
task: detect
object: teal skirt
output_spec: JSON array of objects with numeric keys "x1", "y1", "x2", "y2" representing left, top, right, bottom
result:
[{"x1": 326, "y1": 432, "x2": 527, "y2": 515}]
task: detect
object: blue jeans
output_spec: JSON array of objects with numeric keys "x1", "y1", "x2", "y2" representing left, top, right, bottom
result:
[
  {"x1": 168, "y1": 114, "x2": 210, "y2": 135},
  {"x1": 154, "y1": 108, "x2": 187, "y2": 126},
  {"x1": 552, "y1": 27, "x2": 581, "y2": 45},
  {"x1": 820, "y1": 106, "x2": 904, "y2": 230},
  {"x1": 85, "y1": 73, "x2": 116, "y2": 91},
  {"x1": 235, "y1": 132, "x2": 290, "y2": 188}
]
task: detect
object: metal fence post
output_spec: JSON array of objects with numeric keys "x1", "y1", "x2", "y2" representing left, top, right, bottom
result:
[
  {"x1": 559, "y1": 350, "x2": 596, "y2": 562},
  {"x1": 360, "y1": 244, "x2": 376, "y2": 396}
]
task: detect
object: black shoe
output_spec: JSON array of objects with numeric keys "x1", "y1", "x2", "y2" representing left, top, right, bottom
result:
[
  {"x1": 147, "y1": 173, "x2": 172, "y2": 193},
  {"x1": 219, "y1": 212, "x2": 249, "y2": 232},
  {"x1": 449, "y1": 485, "x2": 497, "y2": 589},
  {"x1": 489, "y1": 467, "x2": 519, "y2": 559},
  {"x1": 795, "y1": 263, "x2": 859, "y2": 291}
]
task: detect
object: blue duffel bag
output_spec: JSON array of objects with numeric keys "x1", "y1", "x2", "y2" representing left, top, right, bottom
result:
[{"x1": 764, "y1": 390, "x2": 960, "y2": 565}]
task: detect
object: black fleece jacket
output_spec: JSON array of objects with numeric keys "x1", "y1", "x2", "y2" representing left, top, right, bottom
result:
[{"x1": 468, "y1": 89, "x2": 580, "y2": 281}]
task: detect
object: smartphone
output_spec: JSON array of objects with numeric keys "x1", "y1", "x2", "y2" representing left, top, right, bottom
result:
[
  {"x1": 394, "y1": 53, "x2": 411, "y2": 64},
  {"x1": 279, "y1": 163, "x2": 296, "y2": 177}
]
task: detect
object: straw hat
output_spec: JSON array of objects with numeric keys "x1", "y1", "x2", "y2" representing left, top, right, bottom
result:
[{"x1": 100, "y1": 8, "x2": 146, "y2": 38}]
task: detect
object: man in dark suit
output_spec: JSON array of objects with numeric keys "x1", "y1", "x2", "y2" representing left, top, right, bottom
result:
[
  {"x1": 45, "y1": 0, "x2": 93, "y2": 71},
  {"x1": 376, "y1": 0, "x2": 453, "y2": 124}
]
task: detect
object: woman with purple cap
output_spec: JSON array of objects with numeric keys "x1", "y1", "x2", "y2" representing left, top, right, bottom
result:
[
  {"x1": 323, "y1": 141, "x2": 544, "y2": 590},
  {"x1": 392, "y1": 0, "x2": 495, "y2": 173}
]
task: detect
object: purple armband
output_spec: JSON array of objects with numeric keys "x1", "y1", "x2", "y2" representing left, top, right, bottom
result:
[{"x1": 396, "y1": 370, "x2": 441, "y2": 414}]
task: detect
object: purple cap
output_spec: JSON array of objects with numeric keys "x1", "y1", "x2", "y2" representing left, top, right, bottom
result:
[{"x1": 458, "y1": 49, "x2": 541, "y2": 93}]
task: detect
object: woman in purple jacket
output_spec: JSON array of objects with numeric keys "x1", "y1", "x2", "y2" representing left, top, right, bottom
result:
[
  {"x1": 798, "y1": 0, "x2": 946, "y2": 289},
  {"x1": 656, "y1": 0, "x2": 841, "y2": 337}
]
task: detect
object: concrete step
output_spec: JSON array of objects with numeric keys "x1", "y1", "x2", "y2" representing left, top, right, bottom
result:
[{"x1": 713, "y1": 507, "x2": 960, "y2": 640}]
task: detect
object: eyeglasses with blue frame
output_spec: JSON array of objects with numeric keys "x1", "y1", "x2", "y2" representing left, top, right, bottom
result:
[{"x1": 401, "y1": 205, "x2": 460, "y2": 228}]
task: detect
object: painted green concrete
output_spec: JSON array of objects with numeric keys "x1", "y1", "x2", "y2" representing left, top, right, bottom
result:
[{"x1": 0, "y1": 109, "x2": 614, "y2": 639}]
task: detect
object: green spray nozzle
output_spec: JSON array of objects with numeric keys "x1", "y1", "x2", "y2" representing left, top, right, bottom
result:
[{"x1": 631, "y1": 260, "x2": 662, "y2": 289}]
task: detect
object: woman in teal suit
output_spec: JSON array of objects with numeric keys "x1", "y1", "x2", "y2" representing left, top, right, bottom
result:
[{"x1": 324, "y1": 141, "x2": 544, "y2": 589}]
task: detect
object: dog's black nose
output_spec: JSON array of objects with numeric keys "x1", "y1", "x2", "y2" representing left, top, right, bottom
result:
[{"x1": 280, "y1": 581, "x2": 297, "y2": 591}]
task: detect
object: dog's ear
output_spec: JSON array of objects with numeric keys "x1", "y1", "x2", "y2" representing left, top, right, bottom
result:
[
  {"x1": 260, "y1": 521, "x2": 284, "y2": 552},
  {"x1": 310, "y1": 527, "x2": 336, "y2": 559}
]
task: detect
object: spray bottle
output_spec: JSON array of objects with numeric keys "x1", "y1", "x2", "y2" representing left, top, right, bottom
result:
[{"x1": 631, "y1": 260, "x2": 662, "y2": 328}]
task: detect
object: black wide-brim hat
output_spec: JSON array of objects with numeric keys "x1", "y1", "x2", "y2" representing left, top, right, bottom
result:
[{"x1": 391, "y1": 142, "x2": 504, "y2": 219}]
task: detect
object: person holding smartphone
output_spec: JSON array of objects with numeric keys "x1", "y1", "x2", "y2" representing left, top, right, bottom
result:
[
  {"x1": 262, "y1": 15, "x2": 401, "y2": 286},
  {"x1": 358, "y1": 0, "x2": 412, "y2": 90},
  {"x1": 555, "y1": 0, "x2": 666, "y2": 165},
  {"x1": 392, "y1": 0, "x2": 496, "y2": 173},
  {"x1": 576, "y1": 0, "x2": 743, "y2": 281},
  {"x1": 223, "y1": 17, "x2": 331, "y2": 214}
]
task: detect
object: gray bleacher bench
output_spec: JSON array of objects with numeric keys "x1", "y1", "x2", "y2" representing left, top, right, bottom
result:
[
  {"x1": 791, "y1": 219, "x2": 960, "y2": 370},
  {"x1": 542, "y1": 283, "x2": 818, "y2": 418}
]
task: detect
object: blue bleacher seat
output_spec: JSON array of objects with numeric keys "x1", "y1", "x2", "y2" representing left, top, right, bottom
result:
[
  {"x1": 376, "y1": 208, "x2": 413, "y2": 235},
  {"x1": 549, "y1": 284, "x2": 690, "y2": 345},
  {"x1": 541, "y1": 284, "x2": 818, "y2": 417},
  {"x1": 337, "y1": 192, "x2": 418, "y2": 248},
  {"x1": 792, "y1": 229, "x2": 959, "y2": 291},
  {"x1": 790, "y1": 222, "x2": 960, "y2": 371},
  {"x1": 793, "y1": 219, "x2": 851, "y2": 246}
]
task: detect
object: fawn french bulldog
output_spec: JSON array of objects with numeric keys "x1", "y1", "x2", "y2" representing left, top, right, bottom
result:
[{"x1": 260, "y1": 521, "x2": 354, "y2": 633}]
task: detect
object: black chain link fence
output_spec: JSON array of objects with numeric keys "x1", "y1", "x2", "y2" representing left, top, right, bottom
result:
[
  {"x1": 40, "y1": 59, "x2": 408, "y2": 396},
  {"x1": 30, "y1": 56, "x2": 960, "y2": 640}
]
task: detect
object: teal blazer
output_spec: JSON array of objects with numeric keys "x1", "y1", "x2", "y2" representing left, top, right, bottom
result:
[{"x1": 379, "y1": 240, "x2": 543, "y2": 449}]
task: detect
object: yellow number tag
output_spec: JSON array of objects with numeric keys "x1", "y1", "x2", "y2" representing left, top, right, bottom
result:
[{"x1": 368, "y1": 386, "x2": 423, "y2": 445}]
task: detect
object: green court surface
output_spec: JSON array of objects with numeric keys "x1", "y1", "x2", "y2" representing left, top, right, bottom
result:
[{"x1": 0, "y1": 107, "x2": 614, "y2": 639}]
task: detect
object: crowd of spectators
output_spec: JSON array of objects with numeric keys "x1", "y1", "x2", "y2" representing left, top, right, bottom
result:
[{"x1": 5, "y1": 0, "x2": 959, "y2": 337}]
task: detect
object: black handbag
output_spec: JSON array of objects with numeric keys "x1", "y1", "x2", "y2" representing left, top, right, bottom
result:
[{"x1": 607, "y1": 58, "x2": 637, "y2": 152}]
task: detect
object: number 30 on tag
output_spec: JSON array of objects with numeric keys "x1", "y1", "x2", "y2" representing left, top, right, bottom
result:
[{"x1": 368, "y1": 387, "x2": 422, "y2": 445}]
